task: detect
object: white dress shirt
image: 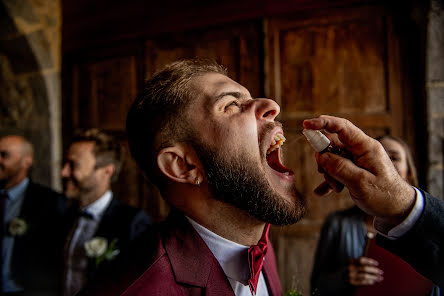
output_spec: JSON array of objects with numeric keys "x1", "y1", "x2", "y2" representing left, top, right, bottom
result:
[
  {"x1": 375, "y1": 186, "x2": 424, "y2": 239},
  {"x1": 64, "y1": 191, "x2": 112, "y2": 296},
  {"x1": 187, "y1": 217, "x2": 269, "y2": 296}
]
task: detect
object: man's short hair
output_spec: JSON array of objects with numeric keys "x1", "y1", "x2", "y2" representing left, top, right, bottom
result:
[
  {"x1": 72, "y1": 129, "x2": 123, "y2": 182},
  {"x1": 126, "y1": 58, "x2": 227, "y2": 187}
]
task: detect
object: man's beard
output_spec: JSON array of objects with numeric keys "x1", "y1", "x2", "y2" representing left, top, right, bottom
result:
[
  {"x1": 62, "y1": 173, "x2": 97, "y2": 200},
  {"x1": 191, "y1": 138, "x2": 306, "y2": 226}
]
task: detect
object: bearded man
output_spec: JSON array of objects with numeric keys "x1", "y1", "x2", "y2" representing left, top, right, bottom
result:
[
  {"x1": 61, "y1": 129, "x2": 151, "y2": 296},
  {"x1": 82, "y1": 58, "x2": 306, "y2": 296}
]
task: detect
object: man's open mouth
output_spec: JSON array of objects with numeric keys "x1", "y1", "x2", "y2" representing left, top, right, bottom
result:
[{"x1": 266, "y1": 133, "x2": 293, "y2": 176}]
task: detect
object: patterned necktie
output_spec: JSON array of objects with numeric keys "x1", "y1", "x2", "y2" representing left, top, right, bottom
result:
[
  {"x1": 63, "y1": 209, "x2": 96, "y2": 296},
  {"x1": 247, "y1": 223, "x2": 270, "y2": 295}
]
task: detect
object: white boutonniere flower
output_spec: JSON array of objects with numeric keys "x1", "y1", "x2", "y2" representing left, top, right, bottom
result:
[
  {"x1": 9, "y1": 217, "x2": 28, "y2": 236},
  {"x1": 84, "y1": 237, "x2": 120, "y2": 267}
]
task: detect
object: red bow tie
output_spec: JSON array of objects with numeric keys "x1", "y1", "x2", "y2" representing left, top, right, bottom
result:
[{"x1": 248, "y1": 224, "x2": 270, "y2": 295}]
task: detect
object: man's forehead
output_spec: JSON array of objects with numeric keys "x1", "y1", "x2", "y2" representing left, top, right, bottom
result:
[
  {"x1": 191, "y1": 73, "x2": 250, "y2": 100},
  {"x1": 0, "y1": 137, "x2": 24, "y2": 152}
]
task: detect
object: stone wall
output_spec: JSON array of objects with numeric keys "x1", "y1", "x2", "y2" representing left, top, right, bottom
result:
[
  {"x1": 427, "y1": 0, "x2": 444, "y2": 199},
  {"x1": 0, "y1": 0, "x2": 61, "y2": 189}
]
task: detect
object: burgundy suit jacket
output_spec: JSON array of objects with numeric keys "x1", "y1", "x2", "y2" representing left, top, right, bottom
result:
[{"x1": 81, "y1": 210, "x2": 282, "y2": 296}]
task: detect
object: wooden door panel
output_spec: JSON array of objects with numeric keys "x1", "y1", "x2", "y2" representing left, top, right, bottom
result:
[
  {"x1": 89, "y1": 57, "x2": 138, "y2": 130},
  {"x1": 273, "y1": 234, "x2": 319, "y2": 294},
  {"x1": 72, "y1": 56, "x2": 139, "y2": 131},
  {"x1": 267, "y1": 6, "x2": 406, "y2": 294},
  {"x1": 145, "y1": 22, "x2": 263, "y2": 98},
  {"x1": 280, "y1": 20, "x2": 387, "y2": 114}
]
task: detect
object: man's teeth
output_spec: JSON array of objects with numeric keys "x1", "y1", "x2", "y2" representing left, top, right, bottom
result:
[{"x1": 266, "y1": 134, "x2": 286, "y2": 155}]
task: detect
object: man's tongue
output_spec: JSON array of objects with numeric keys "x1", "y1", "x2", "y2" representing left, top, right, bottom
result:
[{"x1": 266, "y1": 149, "x2": 292, "y2": 174}]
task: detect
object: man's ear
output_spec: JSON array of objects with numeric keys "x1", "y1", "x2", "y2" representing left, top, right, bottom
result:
[
  {"x1": 102, "y1": 164, "x2": 115, "y2": 179},
  {"x1": 22, "y1": 155, "x2": 33, "y2": 170},
  {"x1": 157, "y1": 143, "x2": 202, "y2": 185}
]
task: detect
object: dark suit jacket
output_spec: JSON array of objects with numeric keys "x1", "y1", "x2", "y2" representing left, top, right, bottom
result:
[
  {"x1": 377, "y1": 190, "x2": 444, "y2": 287},
  {"x1": 11, "y1": 181, "x2": 66, "y2": 296},
  {"x1": 81, "y1": 210, "x2": 282, "y2": 296},
  {"x1": 64, "y1": 196, "x2": 151, "y2": 282}
]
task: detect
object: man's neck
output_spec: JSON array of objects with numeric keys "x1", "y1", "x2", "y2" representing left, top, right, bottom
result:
[
  {"x1": 1, "y1": 175, "x2": 27, "y2": 190},
  {"x1": 188, "y1": 199, "x2": 266, "y2": 246},
  {"x1": 79, "y1": 187, "x2": 109, "y2": 209}
]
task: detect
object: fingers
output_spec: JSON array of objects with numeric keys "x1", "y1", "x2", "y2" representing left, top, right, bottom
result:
[
  {"x1": 348, "y1": 270, "x2": 384, "y2": 286},
  {"x1": 315, "y1": 150, "x2": 373, "y2": 190},
  {"x1": 303, "y1": 115, "x2": 379, "y2": 155},
  {"x1": 353, "y1": 256, "x2": 379, "y2": 266},
  {"x1": 324, "y1": 173, "x2": 344, "y2": 192},
  {"x1": 314, "y1": 181, "x2": 332, "y2": 196},
  {"x1": 348, "y1": 257, "x2": 384, "y2": 286},
  {"x1": 313, "y1": 179, "x2": 344, "y2": 196}
]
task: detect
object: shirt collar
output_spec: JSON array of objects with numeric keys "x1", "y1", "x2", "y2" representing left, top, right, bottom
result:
[
  {"x1": 186, "y1": 216, "x2": 250, "y2": 285},
  {"x1": 84, "y1": 190, "x2": 112, "y2": 220},
  {"x1": 5, "y1": 178, "x2": 29, "y2": 201}
]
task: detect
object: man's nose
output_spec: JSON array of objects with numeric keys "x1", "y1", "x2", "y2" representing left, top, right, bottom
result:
[{"x1": 253, "y1": 98, "x2": 280, "y2": 121}]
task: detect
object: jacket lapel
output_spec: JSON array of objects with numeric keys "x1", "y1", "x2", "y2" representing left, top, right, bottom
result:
[
  {"x1": 85, "y1": 198, "x2": 118, "y2": 277},
  {"x1": 93, "y1": 198, "x2": 118, "y2": 237},
  {"x1": 162, "y1": 212, "x2": 235, "y2": 296}
]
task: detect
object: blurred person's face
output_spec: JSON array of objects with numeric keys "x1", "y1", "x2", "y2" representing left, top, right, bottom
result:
[
  {"x1": 380, "y1": 138, "x2": 409, "y2": 182},
  {"x1": 186, "y1": 73, "x2": 305, "y2": 225},
  {"x1": 61, "y1": 141, "x2": 110, "y2": 205},
  {"x1": 0, "y1": 136, "x2": 32, "y2": 189}
]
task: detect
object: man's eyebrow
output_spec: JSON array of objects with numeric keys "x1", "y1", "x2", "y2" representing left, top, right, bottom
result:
[{"x1": 214, "y1": 91, "x2": 245, "y2": 101}]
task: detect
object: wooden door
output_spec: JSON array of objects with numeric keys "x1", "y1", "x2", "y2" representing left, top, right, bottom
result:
[{"x1": 265, "y1": 5, "x2": 410, "y2": 294}]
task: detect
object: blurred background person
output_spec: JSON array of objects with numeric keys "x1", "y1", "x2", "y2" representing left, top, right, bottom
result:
[
  {"x1": 0, "y1": 135, "x2": 65, "y2": 296},
  {"x1": 61, "y1": 129, "x2": 151, "y2": 296},
  {"x1": 310, "y1": 135, "x2": 438, "y2": 296}
]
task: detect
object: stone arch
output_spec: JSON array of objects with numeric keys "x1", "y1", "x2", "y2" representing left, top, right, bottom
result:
[{"x1": 0, "y1": 0, "x2": 61, "y2": 189}]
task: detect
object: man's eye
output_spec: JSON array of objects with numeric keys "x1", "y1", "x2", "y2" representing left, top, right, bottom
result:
[{"x1": 225, "y1": 101, "x2": 240, "y2": 111}]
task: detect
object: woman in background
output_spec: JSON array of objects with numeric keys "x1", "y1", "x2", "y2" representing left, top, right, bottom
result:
[{"x1": 310, "y1": 135, "x2": 439, "y2": 296}]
